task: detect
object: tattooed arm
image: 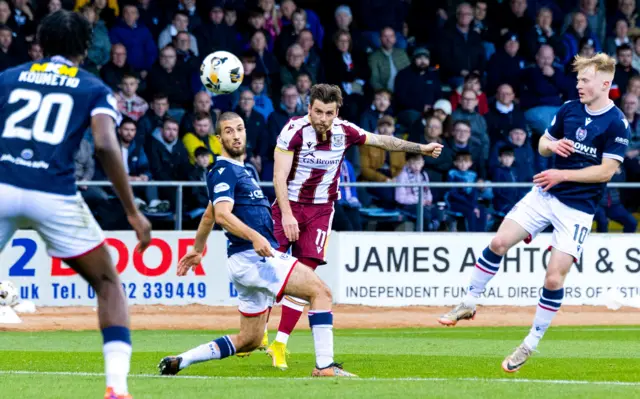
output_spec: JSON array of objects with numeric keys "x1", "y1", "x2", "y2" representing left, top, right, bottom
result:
[{"x1": 364, "y1": 132, "x2": 443, "y2": 158}]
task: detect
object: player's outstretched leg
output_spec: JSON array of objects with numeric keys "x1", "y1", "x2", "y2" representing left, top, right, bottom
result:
[
  {"x1": 438, "y1": 219, "x2": 530, "y2": 326},
  {"x1": 502, "y1": 248, "x2": 571, "y2": 373},
  {"x1": 268, "y1": 258, "x2": 321, "y2": 369},
  {"x1": 65, "y1": 246, "x2": 132, "y2": 399}
]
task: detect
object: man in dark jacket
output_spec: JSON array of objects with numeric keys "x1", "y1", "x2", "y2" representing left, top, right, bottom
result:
[
  {"x1": 612, "y1": 44, "x2": 639, "y2": 101},
  {"x1": 100, "y1": 44, "x2": 143, "y2": 92},
  {"x1": 146, "y1": 45, "x2": 192, "y2": 110},
  {"x1": 394, "y1": 47, "x2": 442, "y2": 128},
  {"x1": 486, "y1": 32, "x2": 525, "y2": 96},
  {"x1": 438, "y1": 3, "x2": 486, "y2": 87},
  {"x1": 236, "y1": 88, "x2": 267, "y2": 167},
  {"x1": 594, "y1": 167, "x2": 637, "y2": 233},
  {"x1": 109, "y1": 4, "x2": 157, "y2": 74},
  {"x1": 489, "y1": 127, "x2": 535, "y2": 197},
  {"x1": 523, "y1": 7, "x2": 564, "y2": 62},
  {"x1": 180, "y1": 91, "x2": 217, "y2": 137},
  {"x1": 445, "y1": 120, "x2": 486, "y2": 179},
  {"x1": 148, "y1": 117, "x2": 191, "y2": 207},
  {"x1": 194, "y1": 4, "x2": 237, "y2": 56},
  {"x1": 186, "y1": 146, "x2": 211, "y2": 216},
  {"x1": 138, "y1": 93, "x2": 170, "y2": 152},
  {"x1": 485, "y1": 84, "x2": 527, "y2": 143}
]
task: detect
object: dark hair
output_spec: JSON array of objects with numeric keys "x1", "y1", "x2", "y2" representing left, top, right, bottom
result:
[
  {"x1": 464, "y1": 72, "x2": 482, "y2": 83},
  {"x1": 454, "y1": 150, "x2": 472, "y2": 161},
  {"x1": 310, "y1": 84, "x2": 343, "y2": 108},
  {"x1": 152, "y1": 92, "x2": 169, "y2": 102},
  {"x1": 120, "y1": 116, "x2": 136, "y2": 128},
  {"x1": 499, "y1": 145, "x2": 515, "y2": 157},
  {"x1": 163, "y1": 116, "x2": 179, "y2": 128},
  {"x1": 453, "y1": 120, "x2": 472, "y2": 130},
  {"x1": 333, "y1": 29, "x2": 351, "y2": 51},
  {"x1": 215, "y1": 111, "x2": 242, "y2": 135},
  {"x1": 240, "y1": 50, "x2": 256, "y2": 62},
  {"x1": 296, "y1": 71, "x2": 311, "y2": 80},
  {"x1": 194, "y1": 146, "x2": 209, "y2": 158},
  {"x1": 617, "y1": 43, "x2": 633, "y2": 54},
  {"x1": 248, "y1": 7, "x2": 264, "y2": 18},
  {"x1": 174, "y1": 10, "x2": 189, "y2": 19},
  {"x1": 194, "y1": 111, "x2": 212, "y2": 122},
  {"x1": 121, "y1": 73, "x2": 138, "y2": 82},
  {"x1": 0, "y1": 24, "x2": 12, "y2": 34},
  {"x1": 37, "y1": 10, "x2": 92, "y2": 58},
  {"x1": 252, "y1": 71, "x2": 266, "y2": 80},
  {"x1": 374, "y1": 88, "x2": 392, "y2": 99},
  {"x1": 406, "y1": 152, "x2": 422, "y2": 162}
]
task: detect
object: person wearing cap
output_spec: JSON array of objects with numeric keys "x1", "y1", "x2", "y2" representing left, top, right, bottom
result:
[
  {"x1": 561, "y1": 10, "x2": 602, "y2": 65},
  {"x1": 359, "y1": 115, "x2": 406, "y2": 205},
  {"x1": 393, "y1": 47, "x2": 442, "y2": 128},
  {"x1": 407, "y1": 99, "x2": 452, "y2": 143},
  {"x1": 486, "y1": 31, "x2": 525, "y2": 96},
  {"x1": 524, "y1": 7, "x2": 564, "y2": 62}
]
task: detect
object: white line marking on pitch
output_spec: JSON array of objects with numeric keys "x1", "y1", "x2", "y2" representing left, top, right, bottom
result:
[{"x1": 1, "y1": 370, "x2": 640, "y2": 386}]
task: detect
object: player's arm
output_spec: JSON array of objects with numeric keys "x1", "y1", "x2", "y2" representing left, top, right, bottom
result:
[
  {"x1": 214, "y1": 201, "x2": 273, "y2": 257},
  {"x1": 364, "y1": 132, "x2": 443, "y2": 158},
  {"x1": 91, "y1": 114, "x2": 151, "y2": 251},
  {"x1": 538, "y1": 134, "x2": 574, "y2": 158},
  {"x1": 561, "y1": 158, "x2": 620, "y2": 183}
]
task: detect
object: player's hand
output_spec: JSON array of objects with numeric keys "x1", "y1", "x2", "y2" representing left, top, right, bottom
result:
[
  {"x1": 252, "y1": 234, "x2": 274, "y2": 258},
  {"x1": 548, "y1": 138, "x2": 575, "y2": 158},
  {"x1": 421, "y1": 143, "x2": 443, "y2": 158},
  {"x1": 282, "y1": 213, "x2": 300, "y2": 242},
  {"x1": 128, "y1": 211, "x2": 152, "y2": 253},
  {"x1": 533, "y1": 169, "x2": 567, "y2": 192},
  {"x1": 177, "y1": 248, "x2": 203, "y2": 276}
]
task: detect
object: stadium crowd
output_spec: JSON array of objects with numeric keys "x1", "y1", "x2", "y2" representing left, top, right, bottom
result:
[{"x1": 4, "y1": 0, "x2": 640, "y2": 232}]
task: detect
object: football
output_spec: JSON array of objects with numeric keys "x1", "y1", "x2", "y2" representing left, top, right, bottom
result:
[
  {"x1": 200, "y1": 51, "x2": 244, "y2": 94},
  {"x1": 0, "y1": 280, "x2": 18, "y2": 307}
]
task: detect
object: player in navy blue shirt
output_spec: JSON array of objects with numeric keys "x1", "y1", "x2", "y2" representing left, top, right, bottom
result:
[
  {"x1": 0, "y1": 11, "x2": 151, "y2": 399},
  {"x1": 161, "y1": 112, "x2": 355, "y2": 378},
  {"x1": 438, "y1": 53, "x2": 630, "y2": 373}
]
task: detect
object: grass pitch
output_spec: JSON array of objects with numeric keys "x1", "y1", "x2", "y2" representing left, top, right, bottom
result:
[{"x1": 1, "y1": 326, "x2": 639, "y2": 398}]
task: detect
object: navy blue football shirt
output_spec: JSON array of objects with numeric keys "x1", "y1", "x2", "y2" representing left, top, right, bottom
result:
[
  {"x1": 0, "y1": 56, "x2": 121, "y2": 195},
  {"x1": 207, "y1": 156, "x2": 279, "y2": 256},
  {"x1": 545, "y1": 100, "x2": 630, "y2": 214}
]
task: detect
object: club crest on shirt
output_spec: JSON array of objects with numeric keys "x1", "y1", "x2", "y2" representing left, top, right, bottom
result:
[
  {"x1": 575, "y1": 127, "x2": 587, "y2": 142},
  {"x1": 332, "y1": 134, "x2": 345, "y2": 148}
]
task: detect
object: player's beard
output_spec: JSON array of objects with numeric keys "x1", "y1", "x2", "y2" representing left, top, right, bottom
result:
[{"x1": 222, "y1": 140, "x2": 245, "y2": 158}]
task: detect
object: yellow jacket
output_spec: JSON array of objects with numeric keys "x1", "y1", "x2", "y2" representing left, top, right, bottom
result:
[
  {"x1": 360, "y1": 145, "x2": 406, "y2": 182},
  {"x1": 75, "y1": 0, "x2": 119, "y2": 15},
  {"x1": 183, "y1": 133, "x2": 222, "y2": 165}
]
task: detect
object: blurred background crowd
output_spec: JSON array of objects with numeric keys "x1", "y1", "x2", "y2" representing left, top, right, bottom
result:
[{"x1": 5, "y1": 0, "x2": 640, "y2": 232}]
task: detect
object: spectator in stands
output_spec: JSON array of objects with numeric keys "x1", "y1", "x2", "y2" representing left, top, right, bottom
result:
[
  {"x1": 183, "y1": 111, "x2": 221, "y2": 165},
  {"x1": 472, "y1": 0, "x2": 494, "y2": 47},
  {"x1": 325, "y1": 29, "x2": 368, "y2": 122},
  {"x1": 109, "y1": 4, "x2": 157, "y2": 76},
  {"x1": 520, "y1": 45, "x2": 572, "y2": 136},
  {"x1": 486, "y1": 32, "x2": 525, "y2": 97},
  {"x1": 80, "y1": 5, "x2": 111, "y2": 73},
  {"x1": 563, "y1": 0, "x2": 605, "y2": 44},
  {"x1": 360, "y1": 116, "x2": 406, "y2": 206},
  {"x1": 194, "y1": 4, "x2": 237, "y2": 56},
  {"x1": 368, "y1": 26, "x2": 410, "y2": 92},
  {"x1": 450, "y1": 72, "x2": 489, "y2": 116},
  {"x1": 446, "y1": 120, "x2": 485, "y2": 179},
  {"x1": 524, "y1": 7, "x2": 564, "y2": 62},
  {"x1": 358, "y1": 0, "x2": 408, "y2": 50},
  {"x1": 279, "y1": 0, "x2": 324, "y2": 49},
  {"x1": 608, "y1": 0, "x2": 640, "y2": 34},
  {"x1": 0, "y1": 25, "x2": 19, "y2": 72},
  {"x1": 168, "y1": 0, "x2": 200, "y2": 32},
  {"x1": 137, "y1": 0, "x2": 163, "y2": 40},
  {"x1": 186, "y1": 146, "x2": 211, "y2": 218},
  {"x1": 497, "y1": 0, "x2": 534, "y2": 41},
  {"x1": 295, "y1": 72, "x2": 311, "y2": 112},
  {"x1": 420, "y1": 115, "x2": 454, "y2": 188},
  {"x1": 446, "y1": 150, "x2": 486, "y2": 232},
  {"x1": 249, "y1": 30, "x2": 279, "y2": 90},
  {"x1": 489, "y1": 127, "x2": 534, "y2": 192},
  {"x1": 627, "y1": 75, "x2": 640, "y2": 98},
  {"x1": 276, "y1": 8, "x2": 307, "y2": 61},
  {"x1": 91, "y1": 0, "x2": 117, "y2": 30},
  {"x1": 100, "y1": 44, "x2": 140, "y2": 92},
  {"x1": 180, "y1": 91, "x2": 216, "y2": 137},
  {"x1": 605, "y1": 18, "x2": 630, "y2": 56},
  {"x1": 333, "y1": 158, "x2": 362, "y2": 232},
  {"x1": 75, "y1": 136, "x2": 105, "y2": 213},
  {"x1": 439, "y1": 2, "x2": 486, "y2": 87},
  {"x1": 250, "y1": 72, "x2": 274, "y2": 120},
  {"x1": 27, "y1": 41, "x2": 42, "y2": 61},
  {"x1": 452, "y1": 89, "x2": 489, "y2": 160},
  {"x1": 562, "y1": 11, "x2": 602, "y2": 65},
  {"x1": 280, "y1": 43, "x2": 313, "y2": 88},
  {"x1": 240, "y1": 51, "x2": 258, "y2": 88},
  {"x1": 595, "y1": 166, "x2": 637, "y2": 233},
  {"x1": 0, "y1": 0, "x2": 18, "y2": 35},
  {"x1": 148, "y1": 117, "x2": 191, "y2": 207},
  {"x1": 395, "y1": 153, "x2": 441, "y2": 231},
  {"x1": 146, "y1": 45, "x2": 191, "y2": 112},
  {"x1": 158, "y1": 11, "x2": 198, "y2": 55},
  {"x1": 236, "y1": 89, "x2": 267, "y2": 167},
  {"x1": 12, "y1": 0, "x2": 36, "y2": 40},
  {"x1": 485, "y1": 83, "x2": 526, "y2": 143},
  {"x1": 491, "y1": 145, "x2": 521, "y2": 217},
  {"x1": 242, "y1": 7, "x2": 271, "y2": 52},
  {"x1": 621, "y1": 93, "x2": 640, "y2": 147},
  {"x1": 433, "y1": 99, "x2": 453, "y2": 130},
  {"x1": 115, "y1": 74, "x2": 148, "y2": 122},
  {"x1": 298, "y1": 29, "x2": 323, "y2": 84},
  {"x1": 259, "y1": 0, "x2": 280, "y2": 41},
  {"x1": 223, "y1": 4, "x2": 237, "y2": 29},
  {"x1": 137, "y1": 92, "x2": 169, "y2": 149},
  {"x1": 359, "y1": 89, "x2": 391, "y2": 134},
  {"x1": 324, "y1": 5, "x2": 364, "y2": 55},
  {"x1": 173, "y1": 31, "x2": 199, "y2": 75},
  {"x1": 612, "y1": 44, "x2": 639, "y2": 100},
  {"x1": 393, "y1": 47, "x2": 441, "y2": 128}
]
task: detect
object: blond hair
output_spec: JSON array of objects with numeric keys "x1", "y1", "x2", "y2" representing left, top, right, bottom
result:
[{"x1": 572, "y1": 53, "x2": 616, "y2": 75}]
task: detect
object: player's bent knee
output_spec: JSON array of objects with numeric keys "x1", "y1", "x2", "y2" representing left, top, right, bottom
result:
[
  {"x1": 237, "y1": 331, "x2": 263, "y2": 351},
  {"x1": 544, "y1": 273, "x2": 565, "y2": 290},
  {"x1": 489, "y1": 235, "x2": 510, "y2": 256}
]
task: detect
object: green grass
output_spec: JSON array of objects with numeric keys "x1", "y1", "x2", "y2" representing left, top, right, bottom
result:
[{"x1": 2, "y1": 326, "x2": 640, "y2": 398}]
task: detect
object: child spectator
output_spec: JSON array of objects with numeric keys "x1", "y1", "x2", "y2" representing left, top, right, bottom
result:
[
  {"x1": 186, "y1": 146, "x2": 212, "y2": 218},
  {"x1": 360, "y1": 89, "x2": 393, "y2": 133},
  {"x1": 492, "y1": 146, "x2": 521, "y2": 216},
  {"x1": 446, "y1": 151, "x2": 486, "y2": 232},
  {"x1": 395, "y1": 153, "x2": 442, "y2": 231},
  {"x1": 594, "y1": 166, "x2": 637, "y2": 233},
  {"x1": 114, "y1": 74, "x2": 148, "y2": 121},
  {"x1": 250, "y1": 72, "x2": 274, "y2": 120},
  {"x1": 489, "y1": 127, "x2": 535, "y2": 196}
]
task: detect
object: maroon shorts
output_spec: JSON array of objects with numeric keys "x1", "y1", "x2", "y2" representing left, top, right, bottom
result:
[{"x1": 272, "y1": 201, "x2": 334, "y2": 265}]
